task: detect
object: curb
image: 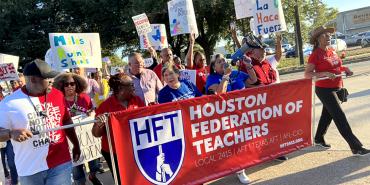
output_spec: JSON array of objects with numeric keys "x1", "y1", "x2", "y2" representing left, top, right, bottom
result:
[{"x1": 279, "y1": 56, "x2": 370, "y2": 75}]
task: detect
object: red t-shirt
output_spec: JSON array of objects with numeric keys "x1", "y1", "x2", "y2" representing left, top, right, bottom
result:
[
  {"x1": 308, "y1": 48, "x2": 343, "y2": 88},
  {"x1": 186, "y1": 66, "x2": 208, "y2": 93},
  {"x1": 251, "y1": 59, "x2": 277, "y2": 85},
  {"x1": 65, "y1": 93, "x2": 93, "y2": 117},
  {"x1": 95, "y1": 95, "x2": 144, "y2": 153}
]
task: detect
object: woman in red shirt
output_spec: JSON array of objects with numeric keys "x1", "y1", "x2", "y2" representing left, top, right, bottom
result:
[
  {"x1": 53, "y1": 73, "x2": 103, "y2": 185},
  {"x1": 304, "y1": 26, "x2": 369, "y2": 156},
  {"x1": 92, "y1": 73, "x2": 144, "y2": 184}
]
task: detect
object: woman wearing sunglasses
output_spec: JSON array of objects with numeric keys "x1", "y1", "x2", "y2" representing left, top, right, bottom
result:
[{"x1": 53, "y1": 73, "x2": 103, "y2": 185}]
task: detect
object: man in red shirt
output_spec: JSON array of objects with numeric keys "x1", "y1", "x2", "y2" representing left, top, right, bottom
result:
[{"x1": 153, "y1": 48, "x2": 179, "y2": 82}]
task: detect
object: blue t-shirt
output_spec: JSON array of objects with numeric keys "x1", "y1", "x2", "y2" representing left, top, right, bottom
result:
[
  {"x1": 158, "y1": 80, "x2": 202, "y2": 103},
  {"x1": 205, "y1": 70, "x2": 249, "y2": 94}
]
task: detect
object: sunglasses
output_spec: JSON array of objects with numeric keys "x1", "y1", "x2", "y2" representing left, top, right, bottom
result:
[{"x1": 64, "y1": 82, "x2": 76, "y2": 87}]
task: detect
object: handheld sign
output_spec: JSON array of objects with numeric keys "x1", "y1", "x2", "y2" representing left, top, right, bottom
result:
[
  {"x1": 49, "y1": 33, "x2": 102, "y2": 70},
  {"x1": 179, "y1": 69, "x2": 196, "y2": 85},
  {"x1": 168, "y1": 0, "x2": 199, "y2": 37},
  {"x1": 102, "y1": 57, "x2": 112, "y2": 66},
  {"x1": 140, "y1": 24, "x2": 169, "y2": 51},
  {"x1": 251, "y1": 0, "x2": 287, "y2": 35},
  {"x1": 0, "y1": 63, "x2": 18, "y2": 81},
  {"x1": 0, "y1": 53, "x2": 19, "y2": 71},
  {"x1": 234, "y1": 0, "x2": 255, "y2": 19},
  {"x1": 144, "y1": 58, "x2": 154, "y2": 68},
  {"x1": 132, "y1": 13, "x2": 152, "y2": 36}
]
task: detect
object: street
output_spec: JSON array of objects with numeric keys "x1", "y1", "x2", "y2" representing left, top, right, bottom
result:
[{"x1": 1, "y1": 60, "x2": 370, "y2": 185}]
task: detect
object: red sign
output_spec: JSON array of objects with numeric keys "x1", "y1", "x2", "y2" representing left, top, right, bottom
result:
[{"x1": 110, "y1": 79, "x2": 313, "y2": 185}]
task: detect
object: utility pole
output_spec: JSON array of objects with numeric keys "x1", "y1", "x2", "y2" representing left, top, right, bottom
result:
[{"x1": 294, "y1": 0, "x2": 304, "y2": 65}]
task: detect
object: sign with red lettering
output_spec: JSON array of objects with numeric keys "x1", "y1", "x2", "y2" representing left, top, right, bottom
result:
[
  {"x1": 110, "y1": 79, "x2": 312, "y2": 185},
  {"x1": 132, "y1": 13, "x2": 152, "y2": 36},
  {"x1": 252, "y1": 0, "x2": 287, "y2": 35},
  {"x1": 0, "y1": 63, "x2": 18, "y2": 81},
  {"x1": 0, "y1": 53, "x2": 19, "y2": 71}
]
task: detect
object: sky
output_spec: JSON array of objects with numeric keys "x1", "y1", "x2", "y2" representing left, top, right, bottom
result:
[{"x1": 322, "y1": 0, "x2": 370, "y2": 12}]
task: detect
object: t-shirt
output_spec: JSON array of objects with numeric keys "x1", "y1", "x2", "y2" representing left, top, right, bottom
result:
[
  {"x1": 308, "y1": 48, "x2": 343, "y2": 88},
  {"x1": 205, "y1": 70, "x2": 250, "y2": 94},
  {"x1": 95, "y1": 95, "x2": 144, "y2": 153},
  {"x1": 153, "y1": 63, "x2": 181, "y2": 81},
  {"x1": 0, "y1": 87, "x2": 71, "y2": 176},
  {"x1": 187, "y1": 66, "x2": 208, "y2": 93},
  {"x1": 158, "y1": 80, "x2": 202, "y2": 103},
  {"x1": 251, "y1": 58, "x2": 277, "y2": 85},
  {"x1": 66, "y1": 93, "x2": 93, "y2": 117},
  {"x1": 267, "y1": 56, "x2": 280, "y2": 83}
]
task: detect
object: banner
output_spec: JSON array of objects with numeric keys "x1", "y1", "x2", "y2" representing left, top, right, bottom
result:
[
  {"x1": 168, "y1": 0, "x2": 199, "y2": 37},
  {"x1": 0, "y1": 63, "x2": 18, "y2": 81},
  {"x1": 110, "y1": 79, "x2": 312, "y2": 185},
  {"x1": 179, "y1": 69, "x2": 196, "y2": 85},
  {"x1": 234, "y1": 0, "x2": 255, "y2": 19},
  {"x1": 132, "y1": 13, "x2": 152, "y2": 36},
  {"x1": 70, "y1": 116, "x2": 102, "y2": 166},
  {"x1": 140, "y1": 24, "x2": 169, "y2": 51},
  {"x1": 49, "y1": 33, "x2": 102, "y2": 70},
  {"x1": 252, "y1": 0, "x2": 287, "y2": 35},
  {"x1": 0, "y1": 54, "x2": 19, "y2": 71}
]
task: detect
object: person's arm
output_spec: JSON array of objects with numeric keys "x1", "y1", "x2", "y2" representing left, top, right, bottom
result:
[
  {"x1": 231, "y1": 23, "x2": 241, "y2": 49},
  {"x1": 186, "y1": 34, "x2": 195, "y2": 69},
  {"x1": 209, "y1": 68, "x2": 232, "y2": 94},
  {"x1": 304, "y1": 63, "x2": 336, "y2": 79},
  {"x1": 274, "y1": 34, "x2": 282, "y2": 62},
  {"x1": 340, "y1": 66, "x2": 354, "y2": 76},
  {"x1": 92, "y1": 114, "x2": 107, "y2": 138},
  {"x1": 63, "y1": 117, "x2": 81, "y2": 162}
]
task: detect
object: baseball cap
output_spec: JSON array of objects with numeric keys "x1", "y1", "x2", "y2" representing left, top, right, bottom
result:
[{"x1": 23, "y1": 59, "x2": 60, "y2": 79}]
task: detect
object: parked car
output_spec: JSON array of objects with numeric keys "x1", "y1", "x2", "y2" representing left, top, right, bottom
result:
[
  {"x1": 265, "y1": 47, "x2": 275, "y2": 55},
  {"x1": 330, "y1": 39, "x2": 347, "y2": 51},
  {"x1": 282, "y1": 44, "x2": 292, "y2": 52},
  {"x1": 361, "y1": 32, "x2": 370, "y2": 48},
  {"x1": 345, "y1": 32, "x2": 367, "y2": 46},
  {"x1": 285, "y1": 47, "x2": 312, "y2": 58}
]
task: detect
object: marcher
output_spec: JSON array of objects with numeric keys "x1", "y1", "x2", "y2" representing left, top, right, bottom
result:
[
  {"x1": 92, "y1": 73, "x2": 145, "y2": 184},
  {"x1": 158, "y1": 64, "x2": 201, "y2": 103},
  {"x1": 127, "y1": 52, "x2": 163, "y2": 105},
  {"x1": 53, "y1": 73, "x2": 103, "y2": 185},
  {"x1": 304, "y1": 26, "x2": 370, "y2": 156},
  {"x1": 153, "y1": 48, "x2": 178, "y2": 81},
  {"x1": 0, "y1": 59, "x2": 81, "y2": 185}
]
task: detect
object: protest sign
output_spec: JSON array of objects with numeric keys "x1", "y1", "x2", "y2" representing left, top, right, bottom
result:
[
  {"x1": 140, "y1": 24, "x2": 169, "y2": 51},
  {"x1": 70, "y1": 116, "x2": 102, "y2": 166},
  {"x1": 0, "y1": 63, "x2": 18, "y2": 81},
  {"x1": 168, "y1": 0, "x2": 199, "y2": 37},
  {"x1": 179, "y1": 69, "x2": 196, "y2": 85},
  {"x1": 143, "y1": 58, "x2": 154, "y2": 68},
  {"x1": 132, "y1": 13, "x2": 152, "y2": 36},
  {"x1": 0, "y1": 54, "x2": 19, "y2": 71},
  {"x1": 234, "y1": 0, "x2": 255, "y2": 19},
  {"x1": 110, "y1": 66, "x2": 123, "y2": 75},
  {"x1": 110, "y1": 79, "x2": 312, "y2": 184},
  {"x1": 102, "y1": 57, "x2": 111, "y2": 66},
  {"x1": 49, "y1": 33, "x2": 102, "y2": 70},
  {"x1": 251, "y1": 0, "x2": 287, "y2": 35}
]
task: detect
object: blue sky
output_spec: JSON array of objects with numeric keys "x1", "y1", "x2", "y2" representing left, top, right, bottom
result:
[{"x1": 322, "y1": 0, "x2": 370, "y2": 12}]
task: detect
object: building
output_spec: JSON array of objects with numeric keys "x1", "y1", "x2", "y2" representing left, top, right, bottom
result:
[{"x1": 335, "y1": 6, "x2": 370, "y2": 35}]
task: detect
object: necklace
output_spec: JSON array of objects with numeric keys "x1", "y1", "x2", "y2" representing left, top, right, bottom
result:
[{"x1": 66, "y1": 95, "x2": 78, "y2": 115}]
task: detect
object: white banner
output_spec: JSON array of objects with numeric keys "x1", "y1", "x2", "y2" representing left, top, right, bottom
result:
[
  {"x1": 168, "y1": 0, "x2": 199, "y2": 37},
  {"x1": 132, "y1": 13, "x2": 152, "y2": 36},
  {"x1": 0, "y1": 54, "x2": 19, "y2": 71},
  {"x1": 49, "y1": 33, "x2": 102, "y2": 70},
  {"x1": 234, "y1": 0, "x2": 255, "y2": 19},
  {"x1": 70, "y1": 115, "x2": 102, "y2": 166},
  {"x1": 179, "y1": 69, "x2": 196, "y2": 85},
  {"x1": 140, "y1": 24, "x2": 169, "y2": 51},
  {"x1": 0, "y1": 63, "x2": 19, "y2": 81},
  {"x1": 252, "y1": 0, "x2": 287, "y2": 35}
]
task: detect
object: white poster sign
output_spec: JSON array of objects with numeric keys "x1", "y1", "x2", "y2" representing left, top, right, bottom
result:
[
  {"x1": 168, "y1": 0, "x2": 199, "y2": 37},
  {"x1": 69, "y1": 116, "x2": 102, "y2": 166},
  {"x1": 252, "y1": 0, "x2": 287, "y2": 35},
  {"x1": 0, "y1": 63, "x2": 19, "y2": 81},
  {"x1": 132, "y1": 13, "x2": 152, "y2": 36},
  {"x1": 179, "y1": 69, "x2": 196, "y2": 85},
  {"x1": 49, "y1": 33, "x2": 102, "y2": 70},
  {"x1": 234, "y1": 0, "x2": 255, "y2": 19},
  {"x1": 0, "y1": 54, "x2": 19, "y2": 71},
  {"x1": 140, "y1": 24, "x2": 169, "y2": 51},
  {"x1": 143, "y1": 58, "x2": 154, "y2": 68}
]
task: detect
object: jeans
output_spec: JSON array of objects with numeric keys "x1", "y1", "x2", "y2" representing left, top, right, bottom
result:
[
  {"x1": 1, "y1": 141, "x2": 18, "y2": 184},
  {"x1": 315, "y1": 87, "x2": 363, "y2": 150},
  {"x1": 101, "y1": 150, "x2": 121, "y2": 184},
  {"x1": 19, "y1": 162, "x2": 72, "y2": 185},
  {"x1": 72, "y1": 159, "x2": 100, "y2": 184}
]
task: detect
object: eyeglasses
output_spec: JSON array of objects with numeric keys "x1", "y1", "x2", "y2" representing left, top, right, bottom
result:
[{"x1": 64, "y1": 82, "x2": 76, "y2": 87}]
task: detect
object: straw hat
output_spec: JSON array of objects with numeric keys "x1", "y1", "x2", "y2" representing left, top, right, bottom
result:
[{"x1": 309, "y1": 26, "x2": 335, "y2": 44}]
